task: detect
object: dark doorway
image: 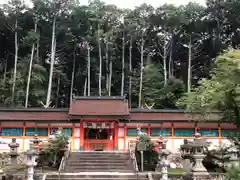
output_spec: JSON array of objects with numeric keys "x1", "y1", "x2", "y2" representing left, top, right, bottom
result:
[{"x1": 84, "y1": 128, "x2": 108, "y2": 139}]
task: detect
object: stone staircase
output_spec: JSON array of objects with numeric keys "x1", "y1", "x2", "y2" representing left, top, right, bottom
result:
[
  {"x1": 66, "y1": 151, "x2": 134, "y2": 172},
  {"x1": 45, "y1": 151, "x2": 148, "y2": 180},
  {"x1": 46, "y1": 173, "x2": 149, "y2": 180}
]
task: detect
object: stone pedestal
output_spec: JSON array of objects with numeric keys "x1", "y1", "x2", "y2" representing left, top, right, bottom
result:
[
  {"x1": 156, "y1": 137, "x2": 171, "y2": 180},
  {"x1": 25, "y1": 149, "x2": 37, "y2": 180},
  {"x1": 159, "y1": 149, "x2": 171, "y2": 180},
  {"x1": 8, "y1": 138, "x2": 19, "y2": 165}
]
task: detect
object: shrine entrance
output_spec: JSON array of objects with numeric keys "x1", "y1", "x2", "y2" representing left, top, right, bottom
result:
[
  {"x1": 82, "y1": 120, "x2": 117, "y2": 151},
  {"x1": 85, "y1": 128, "x2": 109, "y2": 140}
]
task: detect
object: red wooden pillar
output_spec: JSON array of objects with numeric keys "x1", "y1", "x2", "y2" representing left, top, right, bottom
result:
[
  {"x1": 124, "y1": 123, "x2": 126, "y2": 151},
  {"x1": 80, "y1": 120, "x2": 84, "y2": 149},
  {"x1": 218, "y1": 123, "x2": 222, "y2": 144},
  {"x1": 114, "y1": 121, "x2": 119, "y2": 150}
]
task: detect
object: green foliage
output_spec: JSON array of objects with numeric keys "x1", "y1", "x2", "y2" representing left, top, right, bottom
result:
[
  {"x1": 204, "y1": 144, "x2": 232, "y2": 172},
  {"x1": 21, "y1": 30, "x2": 40, "y2": 47},
  {"x1": 43, "y1": 132, "x2": 69, "y2": 168},
  {"x1": 225, "y1": 166, "x2": 240, "y2": 180},
  {"x1": 135, "y1": 134, "x2": 158, "y2": 171},
  {"x1": 1, "y1": 0, "x2": 240, "y2": 108},
  {"x1": 0, "y1": 60, "x2": 47, "y2": 107},
  {"x1": 177, "y1": 49, "x2": 240, "y2": 126},
  {"x1": 133, "y1": 63, "x2": 185, "y2": 108}
]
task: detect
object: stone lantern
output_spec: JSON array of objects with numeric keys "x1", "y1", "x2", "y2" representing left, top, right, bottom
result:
[
  {"x1": 157, "y1": 137, "x2": 171, "y2": 180},
  {"x1": 31, "y1": 135, "x2": 42, "y2": 155},
  {"x1": 180, "y1": 132, "x2": 209, "y2": 178},
  {"x1": 25, "y1": 148, "x2": 37, "y2": 180},
  {"x1": 8, "y1": 138, "x2": 19, "y2": 165}
]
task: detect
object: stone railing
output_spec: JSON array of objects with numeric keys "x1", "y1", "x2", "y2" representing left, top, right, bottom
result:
[
  {"x1": 58, "y1": 150, "x2": 70, "y2": 173},
  {"x1": 58, "y1": 141, "x2": 71, "y2": 180},
  {"x1": 128, "y1": 141, "x2": 139, "y2": 172}
]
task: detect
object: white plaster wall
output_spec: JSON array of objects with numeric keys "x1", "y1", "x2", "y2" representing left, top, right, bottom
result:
[
  {"x1": 172, "y1": 139, "x2": 185, "y2": 153},
  {"x1": 118, "y1": 138, "x2": 124, "y2": 150},
  {"x1": 118, "y1": 127, "x2": 124, "y2": 137},
  {"x1": 0, "y1": 138, "x2": 22, "y2": 152},
  {"x1": 74, "y1": 127, "x2": 80, "y2": 137},
  {"x1": 73, "y1": 138, "x2": 80, "y2": 151},
  {"x1": 126, "y1": 138, "x2": 137, "y2": 149},
  {"x1": 166, "y1": 139, "x2": 173, "y2": 152},
  {"x1": 221, "y1": 138, "x2": 233, "y2": 147},
  {"x1": 207, "y1": 138, "x2": 220, "y2": 150}
]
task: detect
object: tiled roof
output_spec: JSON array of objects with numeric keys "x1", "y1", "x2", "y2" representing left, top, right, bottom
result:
[{"x1": 69, "y1": 96, "x2": 129, "y2": 116}]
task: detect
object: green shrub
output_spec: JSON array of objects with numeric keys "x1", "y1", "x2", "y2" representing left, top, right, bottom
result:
[
  {"x1": 40, "y1": 132, "x2": 69, "y2": 168},
  {"x1": 225, "y1": 166, "x2": 240, "y2": 180},
  {"x1": 135, "y1": 134, "x2": 158, "y2": 171}
]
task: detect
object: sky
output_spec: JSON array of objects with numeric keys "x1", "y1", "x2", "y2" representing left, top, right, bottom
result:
[{"x1": 0, "y1": 0, "x2": 206, "y2": 9}]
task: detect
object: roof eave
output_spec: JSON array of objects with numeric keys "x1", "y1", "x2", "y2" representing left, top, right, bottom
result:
[
  {"x1": 73, "y1": 96, "x2": 126, "y2": 100},
  {"x1": 0, "y1": 108, "x2": 69, "y2": 112}
]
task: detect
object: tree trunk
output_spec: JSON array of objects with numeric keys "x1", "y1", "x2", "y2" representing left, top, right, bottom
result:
[
  {"x1": 168, "y1": 38, "x2": 173, "y2": 78},
  {"x1": 105, "y1": 42, "x2": 109, "y2": 93},
  {"x1": 128, "y1": 36, "x2": 132, "y2": 109},
  {"x1": 121, "y1": 34, "x2": 125, "y2": 96},
  {"x1": 187, "y1": 35, "x2": 192, "y2": 93},
  {"x1": 84, "y1": 77, "x2": 87, "y2": 96},
  {"x1": 138, "y1": 36, "x2": 144, "y2": 108},
  {"x1": 87, "y1": 42, "x2": 91, "y2": 96},
  {"x1": 98, "y1": 24, "x2": 102, "y2": 96},
  {"x1": 25, "y1": 21, "x2": 38, "y2": 108},
  {"x1": 55, "y1": 77, "x2": 60, "y2": 107},
  {"x1": 46, "y1": 15, "x2": 56, "y2": 107},
  {"x1": 12, "y1": 19, "x2": 18, "y2": 104},
  {"x1": 70, "y1": 47, "x2": 76, "y2": 104},
  {"x1": 163, "y1": 34, "x2": 167, "y2": 86},
  {"x1": 108, "y1": 52, "x2": 112, "y2": 96}
]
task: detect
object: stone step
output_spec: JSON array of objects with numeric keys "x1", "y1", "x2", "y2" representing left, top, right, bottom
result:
[
  {"x1": 65, "y1": 166, "x2": 133, "y2": 172},
  {"x1": 65, "y1": 152, "x2": 135, "y2": 173},
  {"x1": 65, "y1": 167, "x2": 132, "y2": 170},
  {"x1": 68, "y1": 157, "x2": 129, "y2": 160},
  {"x1": 67, "y1": 165, "x2": 129, "y2": 169},
  {"x1": 71, "y1": 152, "x2": 129, "y2": 155},
  {"x1": 70, "y1": 152, "x2": 129, "y2": 154},
  {"x1": 46, "y1": 174, "x2": 148, "y2": 180},
  {"x1": 67, "y1": 159, "x2": 130, "y2": 163},
  {"x1": 69, "y1": 155, "x2": 129, "y2": 159},
  {"x1": 70, "y1": 153, "x2": 129, "y2": 158},
  {"x1": 47, "y1": 178, "x2": 148, "y2": 180},
  {"x1": 64, "y1": 169, "x2": 134, "y2": 172},
  {"x1": 67, "y1": 162, "x2": 131, "y2": 166}
]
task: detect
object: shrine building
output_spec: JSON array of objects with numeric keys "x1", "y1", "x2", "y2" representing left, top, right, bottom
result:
[{"x1": 0, "y1": 96, "x2": 236, "y2": 152}]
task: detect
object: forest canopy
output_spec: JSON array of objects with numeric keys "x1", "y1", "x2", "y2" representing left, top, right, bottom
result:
[{"x1": 0, "y1": 0, "x2": 239, "y2": 108}]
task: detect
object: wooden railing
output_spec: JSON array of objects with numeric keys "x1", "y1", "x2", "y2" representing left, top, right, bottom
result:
[{"x1": 84, "y1": 139, "x2": 113, "y2": 150}]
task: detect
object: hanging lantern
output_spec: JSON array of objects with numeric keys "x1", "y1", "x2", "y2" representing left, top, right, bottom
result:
[
  {"x1": 96, "y1": 122, "x2": 102, "y2": 129},
  {"x1": 106, "y1": 122, "x2": 111, "y2": 129},
  {"x1": 86, "y1": 122, "x2": 92, "y2": 128}
]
